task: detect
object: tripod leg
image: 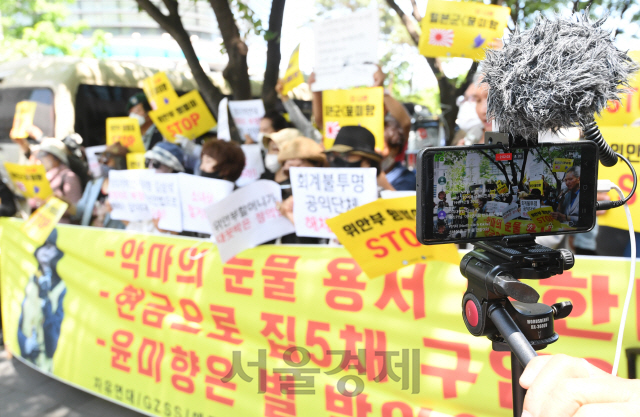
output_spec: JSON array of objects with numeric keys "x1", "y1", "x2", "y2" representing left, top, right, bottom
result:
[
  {"x1": 488, "y1": 303, "x2": 537, "y2": 366},
  {"x1": 511, "y1": 352, "x2": 527, "y2": 417}
]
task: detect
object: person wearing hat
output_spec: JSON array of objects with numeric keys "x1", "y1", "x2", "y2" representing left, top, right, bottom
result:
[
  {"x1": 65, "y1": 142, "x2": 128, "y2": 228},
  {"x1": 260, "y1": 128, "x2": 302, "y2": 182},
  {"x1": 127, "y1": 92, "x2": 163, "y2": 150},
  {"x1": 145, "y1": 141, "x2": 185, "y2": 173}
]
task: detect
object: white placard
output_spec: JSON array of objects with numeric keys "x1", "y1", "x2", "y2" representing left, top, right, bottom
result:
[
  {"x1": 85, "y1": 145, "x2": 106, "y2": 179},
  {"x1": 290, "y1": 167, "x2": 378, "y2": 238},
  {"x1": 205, "y1": 180, "x2": 295, "y2": 262},
  {"x1": 380, "y1": 190, "x2": 416, "y2": 199},
  {"x1": 141, "y1": 173, "x2": 182, "y2": 232},
  {"x1": 503, "y1": 203, "x2": 521, "y2": 222},
  {"x1": 312, "y1": 9, "x2": 379, "y2": 92},
  {"x1": 217, "y1": 97, "x2": 230, "y2": 141},
  {"x1": 179, "y1": 173, "x2": 235, "y2": 234},
  {"x1": 235, "y1": 144, "x2": 265, "y2": 188},
  {"x1": 520, "y1": 199, "x2": 541, "y2": 219},
  {"x1": 228, "y1": 99, "x2": 265, "y2": 142},
  {"x1": 484, "y1": 201, "x2": 509, "y2": 216},
  {"x1": 108, "y1": 170, "x2": 151, "y2": 222}
]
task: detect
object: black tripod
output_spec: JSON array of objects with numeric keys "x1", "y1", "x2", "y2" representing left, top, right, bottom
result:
[{"x1": 460, "y1": 236, "x2": 574, "y2": 417}]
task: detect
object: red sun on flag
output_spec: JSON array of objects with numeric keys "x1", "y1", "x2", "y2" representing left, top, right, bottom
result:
[
  {"x1": 429, "y1": 29, "x2": 454, "y2": 47},
  {"x1": 325, "y1": 121, "x2": 341, "y2": 139}
]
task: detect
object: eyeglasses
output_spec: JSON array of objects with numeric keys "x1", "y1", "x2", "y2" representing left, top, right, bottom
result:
[{"x1": 145, "y1": 159, "x2": 162, "y2": 169}]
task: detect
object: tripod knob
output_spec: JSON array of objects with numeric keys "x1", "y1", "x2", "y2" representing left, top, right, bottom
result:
[
  {"x1": 493, "y1": 273, "x2": 540, "y2": 303},
  {"x1": 552, "y1": 301, "x2": 573, "y2": 320},
  {"x1": 558, "y1": 249, "x2": 575, "y2": 270}
]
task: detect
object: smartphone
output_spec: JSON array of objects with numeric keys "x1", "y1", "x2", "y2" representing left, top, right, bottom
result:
[{"x1": 416, "y1": 141, "x2": 599, "y2": 245}]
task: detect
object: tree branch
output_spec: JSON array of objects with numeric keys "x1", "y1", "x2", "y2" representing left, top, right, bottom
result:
[
  {"x1": 262, "y1": 0, "x2": 286, "y2": 113},
  {"x1": 409, "y1": 0, "x2": 422, "y2": 21},
  {"x1": 384, "y1": 0, "x2": 420, "y2": 45}
]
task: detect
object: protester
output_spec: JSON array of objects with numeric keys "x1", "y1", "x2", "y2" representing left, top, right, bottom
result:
[
  {"x1": 200, "y1": 139, "x2": 246, "y2": 182},
  {"x1": 551, "y1": 167, "x2": 580, "y2": 224},
  {"x1": 260, "y1": 128, "x2": 302, "y2": 183},
  {"x1": 127, "y1": 92, "x2": 163, "y2": 150},
  {"x1": 245, "y1": 110, "x2": 289, "y2": 144},
  {"x1": 382, "y1": 115, "x2": 416, "y2": 191},
  {"x1": 275, "y1": 79, "x2": 323, "y2": 143},
  {"x1": 145, "y1": 141, "x2": 185, "y2": 173},
  {"x1": 455, "y1": 74, "x2": 486, "y2": 146}
]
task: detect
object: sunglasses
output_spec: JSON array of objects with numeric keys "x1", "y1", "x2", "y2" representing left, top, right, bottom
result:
[{"x1": 145, "y1": 159, "x2": 162, "y2": 169}]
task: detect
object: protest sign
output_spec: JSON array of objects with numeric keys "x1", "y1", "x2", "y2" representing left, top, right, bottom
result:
[
  {"x1": 105, "y1": 117, "x2": 145, "y2": 153},
  {"x1": 529, "y1": 179, "x2": 543, "y2": 193},
  {"x1": 149, "y1": 90, "x2": 217, "y2": 142},
  {"x1": 418, "y1": 0, "x2": 509, "y2": 60},
  {"x1": 235, "y1": 144, "x2": 265, "y2": 187},
  {"x1": 84, "y1": 145, "x2": 106, "y2": 179},
  {"x1": 380, "y1": 190, "x2": 416, "y2": 199},
  {"x1": 142, "y1": 71, "x2": 179, "y2": 110},
  {"x1": 327, "y1": 196, "x2": 459, "y2": 277},
  {"x1": 178, "y1": 173, "x2": 234, "y2": 234},
  {"x1": 484, "y1": 201, "x2": 509, "y2": 215},
  {"x1": 216, "y1": 97, "x2": 231, "y2": 141},
  {"x1": 552, "y1": 158, "x2": 574, "y2": 172},
  {"x1": 205, "y1": 180, "x2": 295, "y2": 262},
  {"x1": 322, "y1": 86, "x2": 384, "y2": 150},
  {"x1": 107, "y1": 169, "x2": 151, "y2": 222},
  {"x1": 527, "y1": 206, "x2": 573, "y2": 232},
  {"x1": 10, "y1": 101, "x2": 37, "y2": 139},
  {"x1": 140, "y1": 173, "x2": 182, "y2": 232},
  {"x1": 228, "y1": 99, "x2": 265, "y2": 142},
  {"x1": 312, "y1": 9, "x2": 379, "y2": 92},
  {"x1": 502, "y1": 203, "x2": 520, "y2": 222},
  {"x1": 496, "y1": 180, "x2": 508, "y2": 194},
  {"x1": 519, "y1": 199, "x2": 540, "y2": 218},
  {"x1": 126, "y1": 153, "x2": 146, "y2": 170},
  {"x1": 596, "y1": 50, "x2": 640, "y2": 126},
  {"x1": 21, "y1": 197, "x2": 68, "y2": 245},
  {"x1": 289, "y1": 167, "x2": 378, "y2": 238},
  {"x1": 282, "y1": 44, "x2": 304, "y2": 95},
  {"x1": 3, "y1": 162, "x2": 52, "y2": 199}
]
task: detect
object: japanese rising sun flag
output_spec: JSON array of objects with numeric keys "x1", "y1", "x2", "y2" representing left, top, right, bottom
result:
[{"x1": 429, "y1": 29, "x2": 454, "y2": 47}]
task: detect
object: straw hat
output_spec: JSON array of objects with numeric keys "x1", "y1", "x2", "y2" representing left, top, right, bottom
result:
[
  {"x1": 278, "y1": 136, "x2": 327, "y2": 166},
  {"x1": 262, "y1": 128, "x2": 302, "y2": 149},
  {"x1": 36, "y1": 138, "x2": 69, "y2": 165}
]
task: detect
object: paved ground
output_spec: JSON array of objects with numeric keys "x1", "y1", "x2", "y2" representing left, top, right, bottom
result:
[{"x1": 0, "y1": 347, "x2": 144, "y2": 417}]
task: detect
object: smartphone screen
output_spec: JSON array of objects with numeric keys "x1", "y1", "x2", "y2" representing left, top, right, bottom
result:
[{"x1": 416, "y1": 141, "x2": 599, "y2": 245}]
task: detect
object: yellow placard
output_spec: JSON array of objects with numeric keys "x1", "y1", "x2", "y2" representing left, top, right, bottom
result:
[
  {"x1": 527, "y1": 206, "x2": 573, "y2": 232},
  {"x1": 142, "y1": 71, "x2": 179, "y2": 110},
  {"x1": 106, "y1": 117, "x2": 145, "y2": 153},
  {"x1": 282, "y1": 45, "x2": 304, "y2": 96},
  {"x1": 552, "y1": 158, "x2": 574, "y2": 172},
  {"x1": 529, "y1": 179, "x2": 543, "y2": 193},
  {"x1": 3, "y1": 162, "x2": 52, "y2": 199},
  {"x1": 149, "y1": 90, "x2": 217, "y2": 142},
  {"x1": 21, "y1": 197, "x2": 69, "y2": 245},
  {"x1": 126, "y1": 153, "x2": 146, "y2": 170},
  {"x1": 10, "y1": 101, "x2": 38, "y2": 139},
  {"x1": 322, "y1": 86, "x2": 384, "y2": 151},
  {"x1": 596, "y1": 51, "x2": 640, "y2": 126},
  {"x1": 326, "y1": 196, "x2": 459, "y2": 277},
  {"x1": 496, "y1": 180, "x2": 508, "y2": 194},
  {"x1": 418, "y1": 0, "x2": 510, "y2": 60}
]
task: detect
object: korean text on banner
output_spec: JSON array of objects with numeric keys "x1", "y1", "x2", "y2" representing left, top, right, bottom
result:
[
  {"x1": 107, "y1": 169, "x2": 151, "y2": 222},
  {"x1": 10, "y1": 101, "x2": 37, "y2": 139},
  {"x1": 205, "y1": 180, "x2": 295, "y2": 262},
  {"x1": 290, "y1": 167, "x2": 378, "y2": 238},
  {"x1": 140, "y1": 173, "x2": 182, "y2": 232},
  {"x1": 322, "y1": 86, "x2": 384, "y2": 151},
  {"x1": 235, "y1": 144, "x2": 265, "y2": 188},
  {"x1": 3, "y1": 162, "x2": 52, "y2": 199},
  {"x1": 178, "y1": 173, "x2": 234, "y2": 234},
  {"x1": 142, "y1": 71, "x2": 179, "y2": 110},
  {"x1": 228, "y1": 99, "x2": 265, "y2": 142},
  {"x1": 149, "y1": 90, "x2": 217, "y2": 142},
  {"x1": 105, "y1": 117, "x2": 145, "y2": 153},
  {"x1": 21, "y1": 197, "x2": 69, "y2": 245},
  {"x1": 418, "y1": 0, "x2": 509, "y2": 60},
  {"x1": 596, "y1": 51, "x2": 640, "y2": 126},
  {"x1": 126, "y1": 153, "x2": 146, "y2": 170},
  {"x1": 312, "y1": 9, "x2": 378, "y2": 92},
  {"x1": 282, "y1": 45, "x2": 304, "y2": 96},
  {"x1": 327, "y1": 196, "x2": 459, "y2": 277},
  {"x1": 527, "y1": 206, "x2": 573, "y2": 233}
]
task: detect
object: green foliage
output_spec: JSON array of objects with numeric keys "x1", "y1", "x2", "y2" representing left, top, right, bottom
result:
[{"x1": 230, "y1": 0, "x2": 268, "y2": 39}]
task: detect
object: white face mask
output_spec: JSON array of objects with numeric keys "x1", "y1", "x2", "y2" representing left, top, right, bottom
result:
[
  {"x1": 455, "y1": 100, "x2": 483, "y2": 132},
  {"x1": 129, "y1": 112, "x2": 146, "y2": 127},
  {"x1": 264, "y1": 154, "x2": 280, "y2": 173},
  {"x1": 256, "y1": 132, "x2": 265, "y2": 149}
]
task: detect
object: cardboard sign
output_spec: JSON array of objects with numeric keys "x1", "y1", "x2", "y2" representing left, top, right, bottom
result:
[
  {"x1": 178, "y1": 173, "x2": 234, "y2": 234},
  {"x1": 10, "y1": 101, "x2": 37, "y2": 139},
  {"x1": 142, "y1": 71, "x2": 179, "y2": 110},
  {"x1": 529, "y1": 179, "x2": 544, "y2": 193},
  {"x1": 418, "y1": 0, "x2": 509, "y2": 61},
  {"x1": 140, "y1": 173, "x2": 182, "y2": 232},
  {"x1": 312, "y1": 9, "x2": 379, "y2": 92},
  {"x1": 205, "y1": 180, "x2": 295, "y2": 262},
  {"x1": 282, "y1": 45, "x2": 305, "y2": 96},
  {"x1": 105, "y1": 117, "x2": 145, "y2": 153},
  {"x1": 235, "y1": 144, "x2": 265, "y2": 188},
  {"x1": 85, "y1": 145, "x2": 107, "y2": 179},
  {"x1": 149, "y1": 90, "x2": 217, "y2": 142},
  {"x1": 322, "y1": 87, "x2": 384, "y2": 151},
  {"x1": 21, "y1": 197, "x2": 68, "y2": 245},
  {"x1": 552, "y1": 158, "x2": 574, "y2": 172},
  {"x1": 107, "y1": 169, "x2": 151, "y2": 222},
  {"x1": 228, "y1": 99, "x2": 265, "y2": 142},
  {"x1": 327, "y1": 196, "x2": 459, "y2": 277},
  {"x1": 3, "y1": 162, "x2": 52, "y2": 199},
  {"x1": 596, "y1": 50, "x2": 640, "y2": 126},
  {"x1": 289, "y1": 167, "x2": 378, "y2": 238},
  {"x1": 126, "y1": 153, "x2": 146, "y2": 170}
]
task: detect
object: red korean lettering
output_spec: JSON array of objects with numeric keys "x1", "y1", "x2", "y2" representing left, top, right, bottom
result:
[
  {"x1": 262, "y1": 255, "x2": 300, "y2": 302},
  {"x1": 224, "y1": 256, "x2": 254, "y2": 295},
  {"x1": 374, "y1": 264, "x2": 426, "y2": 320},
  {"x1": 306, "y1": 320, "x2": 332, "y2": 367},
  {"x1": 421, "y1": 338, "x2": 478, "y2": 398},
  {"x1": 147, "y1": 243, "x2": 174, "y2": 283},
  {"x1": 591, "y1": 275, "x2": 618, "y2": 325},
  {"x1": 111, "y1": 329, "x2": 134, "y2": 373},
  {"x1": 489, "y1": 351, "x2": 512, "y2": 409},
  {"x1": 170, "y1": 298, "x2": 203, "y2": 334},
  {"x1": 176, "y1": 247, "x2": 205, "y2": 288},
  {"x1": 323, "y1": 258, "x2": 365, "y2": 312},
  {"x1": 121, "y1": 239, "x2": 145, "y2": 278},
  {"x1": 324, "y1": 385, "x2": 372, "y2": 417},
  {"x1": 142, "y1": 292, "x2": 175, "y2": 328},
  {"x1": 115, "y1": 285, "x2": 145, "y2": 321},
  {"x1": 138, "y1": 338, "x2": 164, "y2": 383},
  {"x1": 381, "y1": 402, "x2": 413, "y2": 417},
  {"x1": 261, "y1": 313, "x2": 296, "y2": 360},
  {"x1": 205, "y1": 355, "x2": 236, "y2": 406},
  {"x1": 264, "y1": 371, "x2": 296, "y2": 417},
  {"x1": 170, "y1": 346, "x2": 201, "y2": 394},
  {"x1": 207, "y1": 304, "x2": 243, "y2": 345}
]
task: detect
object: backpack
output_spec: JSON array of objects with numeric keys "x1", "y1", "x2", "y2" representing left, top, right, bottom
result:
[{"x1": 61, "y1": 135, "x2": 90, "y2": 192}]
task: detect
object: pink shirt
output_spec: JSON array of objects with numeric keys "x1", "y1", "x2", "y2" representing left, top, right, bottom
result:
[{"x1": 30, "y1": 165, "x2": 83, "y2": 224}]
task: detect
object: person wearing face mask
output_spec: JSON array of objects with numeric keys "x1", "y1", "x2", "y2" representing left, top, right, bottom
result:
[
  {"x1": 65, "y1": 142, "x2": 128, "y2": 228},
  {"x1": 324, "y1": 125, "x2": 384, "y2": 171},
  {"x1": 455, "y1": 74, "x2": 489, "y2": 145},
  {"x1": 200, "y1": 139, "x2": 245, "y2": 182},
  {"x1": 145, "y1": 141, "x2": 186, "y2": 173},
  {"x1": 260, "y1": 128, "x2": 302, "y2": 183},
  {"x1": 126, "y1": 93, "x2": 163, "y2": 150}
]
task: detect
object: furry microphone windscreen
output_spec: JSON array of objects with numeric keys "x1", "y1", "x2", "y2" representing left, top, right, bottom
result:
[{"x1": 482, "y1": 12, "x2": 638, "y2": 141}]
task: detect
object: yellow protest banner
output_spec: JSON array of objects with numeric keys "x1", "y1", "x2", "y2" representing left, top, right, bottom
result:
[
  {"x1": 149, "y1": 90, "x2": 217, "y2": 142},
  {"x1": 126, "y1": 153, "x2": 146, "y2": 170},
  {"x1": 418, "y1": 0, "x2": 510, "y2": 60},
  {"x1": 322, "y1": 86, "x2": 384, "y2": 151},
  {"x1": 143, "y1": 71, "x2": 179, "y2": 110},
  {"x1": 282, "y1": 45, "x2": 304, "y2": 96},
  {"x1": 552, "y1": 158, "x2": 574, "y2": 172},
  {"x1": 527, "y1": 206, "x2": 573, "y2": 233},
  {"x1": 10, "y1": 101, "x2": 38, "y2": 139},
  {"x1": 529, "y1": 179, "x2": 543, "y2": 193},
  {"x1": 596, "y1": 51, "x2": 640, "y2": 126},
  {"x1": 21, "y1": 197, "x2": 69, "y2": 245},
  {"x1": 106, "y1": 117, "x2": 146, "y2": 153},
  {"x1": 3, "y1": 162, "x2": 52, "y2": 199},
  {"x1": 496, "y1": 180, "x2": 508, "y2": 194}
]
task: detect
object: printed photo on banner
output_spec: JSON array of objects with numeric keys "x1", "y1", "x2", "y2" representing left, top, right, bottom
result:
[
  {"x1": 142, "y1": 71, "x2": 179, "y2": 110},
  {"x1": 149, "y1": 90, "x2": 217, "y2": 142},
  {"x1": 228, "y1": 99, "x2": 266, "y2": 142}
]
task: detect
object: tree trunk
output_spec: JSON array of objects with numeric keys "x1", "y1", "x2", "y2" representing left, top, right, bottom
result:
[{"x1": 262, "y1": 0, "x2": 286, "y2": 113}]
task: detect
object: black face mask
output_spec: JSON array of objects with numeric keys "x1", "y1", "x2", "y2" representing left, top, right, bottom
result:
[
  {"x1": 329, "y1": 156, "x2": 362, "y2": 168},
  {"x1": 200, "y1": 171, "x2": 223, "y2": 180}
]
